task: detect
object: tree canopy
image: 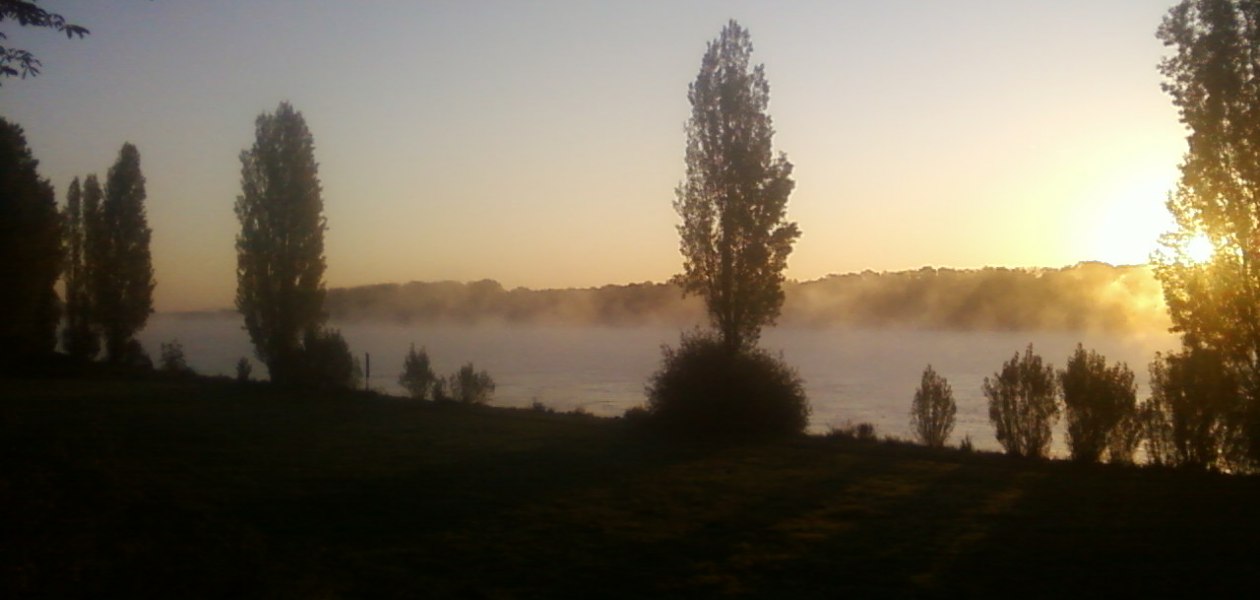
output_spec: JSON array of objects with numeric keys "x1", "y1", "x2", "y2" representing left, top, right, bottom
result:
[
  {"x1": 236, "y1": 101, "x2": 328, "y2": 385},
  {"x1": 0, "y1": 0, "x2": 88, "y2": 83},
  {"x1": 96, "y1": 143, "x2": 154, "y2": 364},
  {"x1": 0, "y1": 116, "x2": 61, "y2": 362},
  {"x1": 1154, "y1": 0, "x2": 1260, "y2": 466},
  {"x1": 674, "y1": 20, "x2": 799, "y2": 353}
]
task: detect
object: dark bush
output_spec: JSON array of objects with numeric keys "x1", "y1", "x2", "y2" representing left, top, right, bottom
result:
[
  {"x1": 399, "y1": 343, "x2": 438, "y2": 400},
  {"x1": 1146, "y1": 347, "x2": 1243, "y2": 471},
  {"x1": 294, "y1": 327, "x2": 360, "y2": 390},
  {"x1": 645, "y1": 331, "x2": 809, "y2": 439},
  {"x1": 235, "y1": 357, "x2": 252, "y2": 382},
  {"x1": 1058, "y1": 344, "x2": 1138, "y2": 464},
  {"x1": 159, "y1": 339, "x2": 194, "y2": 376},
  {"x1": 447, "y1": 362, "x2": 495, "y2": 404},
  {"x1": 910, "y1": 364, "x2": 956, "y2": 448}
]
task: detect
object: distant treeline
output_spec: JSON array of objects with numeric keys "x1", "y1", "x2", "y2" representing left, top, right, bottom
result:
[{"x1": 325, "y1": 263, "x2": 1169, "y2": 332}]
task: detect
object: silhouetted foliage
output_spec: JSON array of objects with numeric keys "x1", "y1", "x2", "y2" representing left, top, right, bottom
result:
[
  {"x1": 0, "y1": 0, "x2": 88, "y2": 83},
  {"x1": 674, "y1": 20, "x2": 800, "y2": 353},
  {"x1": 399, "y1": 344, "x2": 438, "y2": 400},
  {"x1": 1058, "y1": 345, "x2": 1139, "y2": 464},
  {"x1": 645, "y1": 331, "x2": 809, "y2": 439},
  {"x1": 447, "y1": 362, "x2": 495, "y2": 405},
  {"x1": 159, "y1": 339, "x2": 193, "y2": 376},
  {"x1": 1146, "y1": 346, "x2": 1244, "y2": 470},
  {"x1": 984, "y1": 345, "x2": 1060, "y2": 459},
  {"x1": 59, "y1": 176, "x2": 98, "y2": 360},
  {"x1": 235, "y1": 356, "x2": 252, "y2": 383},
  {"x1": 1155, "y1": 0, "x2": 1260, "y2": 467},
  {"x1": 827, "y1": 421, "x2": 878, "y2": 443},
  {"x1": 95, "y1": 143, "x2": 154, "y2": 363},
  {"x1": 292, "y1": 327, "x2": 359, "y2": 390},
  {"x1": 910, "y1": 365, "x2": 956, "y2": 448},
  {"x1": 235, "y1": 102, "x2": 328, "y2": 385},
  {"x1": 0, "y1": 116, "x2": 61, "y2": 363}
]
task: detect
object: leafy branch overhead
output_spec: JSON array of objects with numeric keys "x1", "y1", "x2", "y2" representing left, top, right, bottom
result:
[{"x1": 0, "y1": 0, "x2": 89, "y2": 83}]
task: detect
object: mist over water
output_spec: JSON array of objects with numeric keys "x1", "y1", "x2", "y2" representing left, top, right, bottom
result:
[{"x1": 139, "y1": 314, "x2": 1176, "y2": 455}]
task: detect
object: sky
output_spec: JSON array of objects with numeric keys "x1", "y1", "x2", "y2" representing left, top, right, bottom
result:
[{"x1": 1, "y1": 1, "x2": 1187, "y2": 312}]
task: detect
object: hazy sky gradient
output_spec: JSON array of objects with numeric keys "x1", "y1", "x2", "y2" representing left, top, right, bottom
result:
[{"x1": 1, "y1": 1, "x2": 1185, "y2": 311}]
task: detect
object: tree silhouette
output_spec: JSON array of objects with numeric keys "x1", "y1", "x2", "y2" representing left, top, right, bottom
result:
[
  {"x1": 0, "y1": 116, "x2": 61, "y2": 362},
  {"x1": 399, "y1": 344, "x2": 438, "y2": 400},
  {"x1": 674, "y1": 20, "x2": 799, "y2": 353},
  {"x1": 447, "y1": 362, "x2": 495, "y2": 405},
  {"x1": 236, "y1": 101, "x2": 328, "y2": 385},
  {"x1": 0, "y1": 0, "x2": 89, "y2": 83},
  {"x1": 1146, "y1": 346, "x2": 1244, "y2": 470},
  {"x1": 96, "y1": 143, "x2": 154, "y2": 364},
  {"x1": 1058, "y1": 345, "x2": 1138, "y2": 463},
  {"x1": 1155, "y1": 0, "x2": 1260, "y2": 466},
  {"x1": 984, "y1": 345, "x2": 1060, "y2": 459},
  {"x1": 60, "y1": 176, "x2": 98, "y2": 360},
  {"x1": 910, "y1": 365, "x2": 956, "y2": 448}
]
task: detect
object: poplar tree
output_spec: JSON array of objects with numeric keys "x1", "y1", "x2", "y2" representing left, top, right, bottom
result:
[
  {"x1": 0, "y1": 116, "x2": 61, "y2": 361},
  {"x1": 674, "y1": 20, "x2": 800, "y2": 353},
  {"x1": 98, "y1": 143, "x2": 155, "y2": 363},
  {"x1": 236, "y1": 101, "x2": 328, "y2": 385},
  {"x1": 60, "y1": 176, "x2": 98, "y2": 359},
  {"x1": 1155, "y1": 0, "x2": 1260, "y2": 465}
]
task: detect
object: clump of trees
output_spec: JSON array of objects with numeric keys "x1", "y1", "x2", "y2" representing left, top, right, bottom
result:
[
  {"x1": 55, "y1": 146, "x2": 156, "y2": 366},
  {"x1": 910, "y1": 365, "x2": 956, "y2": 448},
  {"x1": 641, "y1": 21, "x2": 808, "y2": 439},
  {"x1": 1153, "y1": 0, "x2": 1260, "y2": 471},
  {"x1": 984, "y1": 345, "x2": 1060, "y2": 459},
  {"x1": 236, "y1": 101, "x2": 357, "y2": 389},
  {"x1": 1145, "y1": 347, "x2": 1243, "y2": 470},
  {"x1": 399, "y1": 344, "x2": 496, "y2": 404},
  {"x1": 0, "y1": 116, "x2": 61, "y2": 364}
]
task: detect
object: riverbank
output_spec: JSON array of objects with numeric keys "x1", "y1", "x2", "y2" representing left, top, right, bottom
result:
[{"x1": 3, "y1": 375, "x2": 1257, "y2": 597}]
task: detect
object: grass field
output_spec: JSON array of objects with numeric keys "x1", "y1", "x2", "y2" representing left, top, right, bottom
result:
[{"x1": 3, "y1": 375, "x2": 1259, "y2": 598}]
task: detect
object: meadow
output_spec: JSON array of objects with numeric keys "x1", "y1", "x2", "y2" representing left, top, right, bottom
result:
[{"x1": 4, "y1": 375, "x2": 1258, "y2": 598}]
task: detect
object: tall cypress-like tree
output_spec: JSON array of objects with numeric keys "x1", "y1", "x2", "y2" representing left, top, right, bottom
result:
[
  {"x1": 236, "y1": 101, "x2": 328, "y2": 385},
  {"x1": 1154, "y1": 0, "x2": 1260, "y2": 466},
  {"x1": 60, "y1": 175, "x2": 98, "y2": 359},
  {"x1": 97, "y1": 143, "x2": 154, "y2": 363},
  {"x1": 0, "y1": 116, "x2": 61, "y2": 361},
  {"x1": 674, "y1": 20, "x2": 800, "y2": 353}
]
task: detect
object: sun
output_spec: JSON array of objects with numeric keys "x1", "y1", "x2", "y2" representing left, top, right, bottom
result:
[{"x1": 1184, "y1": 232, "x2": 1215, "y2": 264}]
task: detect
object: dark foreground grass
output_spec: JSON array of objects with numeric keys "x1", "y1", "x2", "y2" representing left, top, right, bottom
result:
[{"x1": 4, "y1": 376, "x2": 1260, "y2": 598}]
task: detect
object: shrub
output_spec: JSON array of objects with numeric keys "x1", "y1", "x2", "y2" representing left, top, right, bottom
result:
[
  {"x1": 448, "y1": 362, "x2": 495, "y2": 404},
  {"x1": 959, "y1": 435, "x2": 974, "y2": 453},
  {"x1": 910, "y1": 364, "x2": 956, "y2": 448},
  {"x1": 159, "y1": 339, "x2": 193, "y2": 375},
  {"x1": 984, "y1": 344, "x2": 1059, "y2": 459},
  {"x1": 827, "y1": 421, "x2": 877, "y2": 442},
  {"x1": 1058, "y1": 344, "x2": 1138, "y2": 463},
  {"x1": 399, "y1": 344, "x2": 438, "y2": 400},
  {"x1": 294, "y1": 327, "x2": 360, "y2": 390},
  {"x1": 118, "y1": 339, "x2": 152, "y2": 370},
  {"x1": 1145, "y1": 347, "x2": 1243, "y2": 470},
  {"x1": 645, "y1": 331, "x2": 809, "y2": 439},
  {"x1": 235, "y1": 356, "x2": 252, "y2": 382}
]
